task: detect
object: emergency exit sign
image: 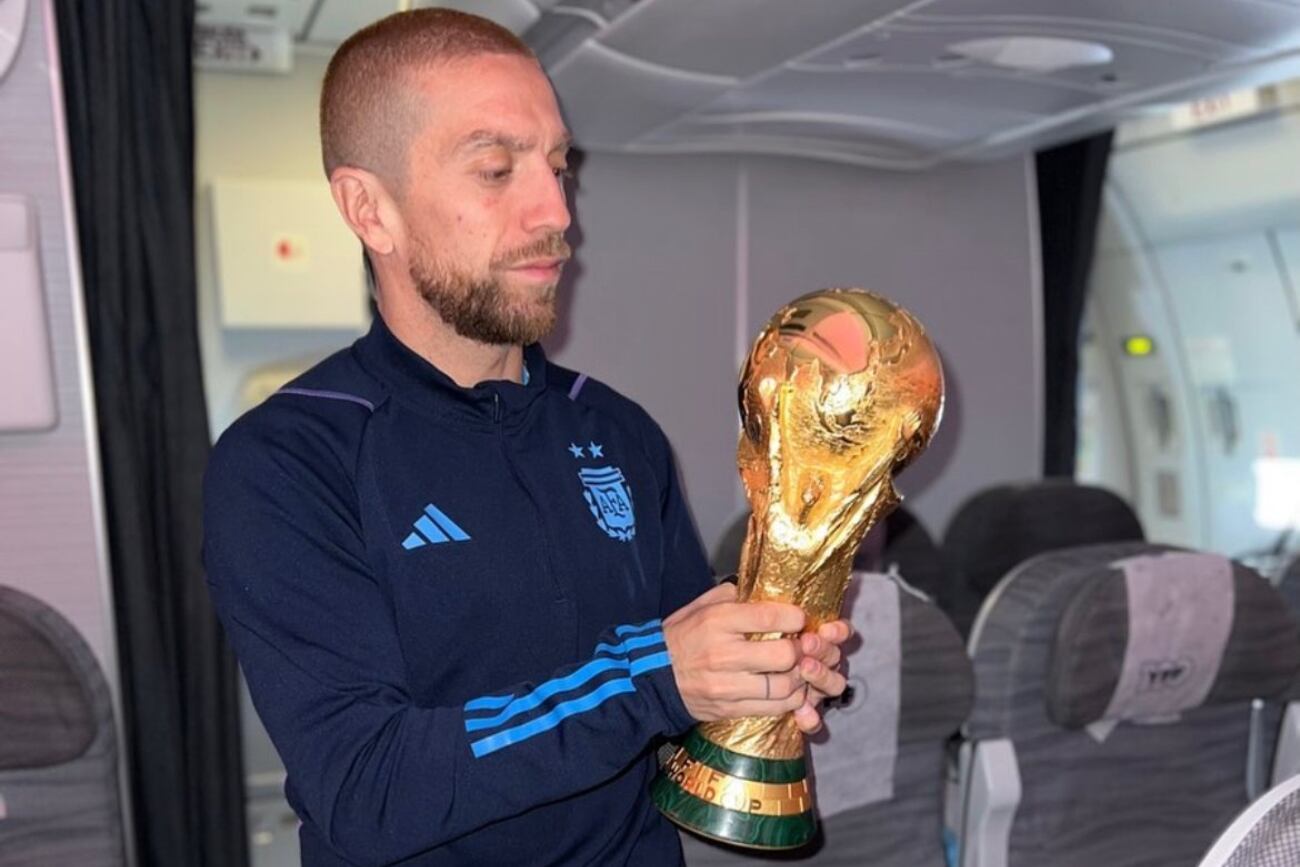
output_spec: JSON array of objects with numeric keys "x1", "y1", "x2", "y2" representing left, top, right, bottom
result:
[{"x1": 1170, "y1": 88, "x2": 1268, "y2": 131}]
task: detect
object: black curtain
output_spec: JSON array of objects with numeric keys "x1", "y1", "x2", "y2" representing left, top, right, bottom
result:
[
  {"x1": 54, "y1": 4, "x2": 248, "y2": 866},
  {"x1": 1037, "y1": 130, "x2": 1114, "y2": 478}
]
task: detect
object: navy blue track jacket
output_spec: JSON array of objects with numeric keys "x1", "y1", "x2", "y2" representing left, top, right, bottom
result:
[{"x1": 203, "y1": 316, "x2": 715, "y2": 866}]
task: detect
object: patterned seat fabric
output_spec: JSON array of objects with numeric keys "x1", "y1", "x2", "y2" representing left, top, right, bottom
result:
[
  {"x1": 966, "y1": 542, "x2": 1300, "y2": 867},
  {"x1": 0, "y1": 585, "x2": 125, "y2": 866}
]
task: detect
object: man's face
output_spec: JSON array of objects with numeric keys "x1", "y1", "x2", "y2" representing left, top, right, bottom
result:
[{"x1": 400, "y1": 53, "x2": 572, "y2": 346}]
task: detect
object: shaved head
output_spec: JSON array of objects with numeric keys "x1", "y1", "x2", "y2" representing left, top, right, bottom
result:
[
  {"x1": 321, "y1": 12, "x2": 571, "y2": 353},
  {"x1": 319, "y1": 9, "x2": 536, "y2": 189}
]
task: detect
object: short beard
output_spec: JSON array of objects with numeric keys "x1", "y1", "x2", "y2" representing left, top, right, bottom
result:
[{"x1": 411, "y1": 234, "x2": 569, "y2": 346}]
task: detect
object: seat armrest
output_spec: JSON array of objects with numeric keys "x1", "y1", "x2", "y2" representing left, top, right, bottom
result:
[
  {"x1": 1270, "y1": 700, "x2": 1300, "y2": 785},
  {"x1": 959, "y1": 739, "x2": 1021, "y2": 867}
]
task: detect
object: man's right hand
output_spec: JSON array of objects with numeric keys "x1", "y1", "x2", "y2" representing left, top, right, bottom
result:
[{"x1": 662, "y1": 582, "x2": 810, "y2": 722}]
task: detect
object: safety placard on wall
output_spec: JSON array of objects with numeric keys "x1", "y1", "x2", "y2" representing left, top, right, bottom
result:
[{"x1": 209, "y1": 177, "x2": 367, "y2": 329}]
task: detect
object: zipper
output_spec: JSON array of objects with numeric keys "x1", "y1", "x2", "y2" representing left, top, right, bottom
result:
[{"x1": 494, "y1": 392, "x2": 568, "y2": 605}]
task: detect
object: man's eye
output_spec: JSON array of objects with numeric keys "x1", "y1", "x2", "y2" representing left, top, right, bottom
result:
[{"x1": 480, "y1": 167, "x2": 512, "y2": 182}]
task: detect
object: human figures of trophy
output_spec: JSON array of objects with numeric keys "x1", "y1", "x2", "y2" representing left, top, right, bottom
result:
[{"x1": 652, "y1": 288, "x2": 944, "y2": 849}]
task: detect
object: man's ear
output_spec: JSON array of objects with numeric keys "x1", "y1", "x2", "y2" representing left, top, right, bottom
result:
[{"x1": 328, "y1": 167, "x2": 401, "y2": 259}]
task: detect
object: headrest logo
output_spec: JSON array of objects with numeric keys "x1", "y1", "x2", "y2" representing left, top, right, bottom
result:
[{"x1": 1137, "y1": 658, "x2": 1194, "y2": 692}]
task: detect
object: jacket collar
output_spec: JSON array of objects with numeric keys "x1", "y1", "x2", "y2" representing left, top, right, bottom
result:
[{"x1": 354, "y1": 314, "x2": 549, "y2": 428}]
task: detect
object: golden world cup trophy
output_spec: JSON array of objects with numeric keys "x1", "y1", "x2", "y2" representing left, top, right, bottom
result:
[{"x1": 652, "y1": 288, "x2": 944, "y2": 849}]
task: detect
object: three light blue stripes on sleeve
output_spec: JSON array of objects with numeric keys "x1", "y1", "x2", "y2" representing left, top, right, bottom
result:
[{"x1": 464, "y1": 618, "x2": 669, "y2": 758}]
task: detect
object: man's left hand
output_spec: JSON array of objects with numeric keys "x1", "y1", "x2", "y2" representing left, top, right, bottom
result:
[{"x1": 792, "y1": 620, "x2": 853, "y2": 734}]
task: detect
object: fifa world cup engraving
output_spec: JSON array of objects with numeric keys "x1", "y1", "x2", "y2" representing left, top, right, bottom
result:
[{"x1": 653, "y1": 288, "x2": 944, "y2": 849}]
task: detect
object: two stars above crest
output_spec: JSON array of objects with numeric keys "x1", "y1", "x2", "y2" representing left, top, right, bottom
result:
[{"x1": 568, "y1": 442, "x2": 604, "y2": 459}]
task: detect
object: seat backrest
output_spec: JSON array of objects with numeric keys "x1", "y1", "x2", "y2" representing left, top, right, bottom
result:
[
  {"x1": 680, "y1": 572, "x2": 973, "y2": 866},
  {"x1": 1197, "y1": 772, "x2": 1300, "y2": 867},
  {"x1": 854, "y1": 505, "x2": 947, "y2": 603},
  {"x1": 941, "y1": 480, "x2": 1144, "y2": 635},
  {"x1": 966, "y1": 542, "x2": 1300, "y2": 867},
  {"x1": 709, "y1": 511, "x2": 749, "y2": 579},
  {"x1": 0, "y1": 585, "x2": 125, "y2": 867},
  {"x1": 1263, "y1": 556, "x2": 1300, "y2": 786},
  {"x1": 1279, "y1": 556, "x2": 1300, "y2": 611}
]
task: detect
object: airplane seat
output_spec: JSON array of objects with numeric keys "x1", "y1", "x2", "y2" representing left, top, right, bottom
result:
[
  {"x1": 679, "y1": 571, "x2": 973, "y2": 866},
  {"x1": 957, "y1": 542, "x2": 1299, "y2": 867},
  {"x1": 709, "y1": 511, "x2": 749, "y2": 579},
  {"x1": 940, "y1": 480, "x2": 1144, "y2": 637},
  {"x1": 1276, "y1": 554, "x2": 1300, "y2": 612},
  {"x1": 711, "y1": 506, "x2": 947, "y2": 602},
  {"x1": 1196, "y1": 772, "x2": 1300, "y2": 867},
  {"x1": 854, "y1": 505, "x2": 947, "y2": 603},
  {"x1": 1264, "y1": 556, "x2": 1300, "y2": 785},
  {"x1": 0, "y1": 585, "x2": 125, "y2": 866}
]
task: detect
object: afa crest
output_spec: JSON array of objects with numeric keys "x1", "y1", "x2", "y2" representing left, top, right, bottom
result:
[{"x1": 579, "y1": 466, "x2": 636, "y2": 542}]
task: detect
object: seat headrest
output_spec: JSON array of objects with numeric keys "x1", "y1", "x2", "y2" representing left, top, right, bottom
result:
[
  {"x1": 945, "y1": 480, "x2": 1144, "y2": 597},
  {"x1": 897, "y1": 580, "x2": 973, "y2": 741},
  {"x1": 0, "y1": 586, "x2": 97, "y2": 769},
  {"x1": 822, "y1": 572, "x2": 973, "y2": 742},
  {"x1": 716, "y1": 506, "x2": 948, "y2": 603},
  {"x1": 807, "y1": 572, "x2": 971, "y2": 813},
  {"x1": 1047, "y1": 551, "x2": 1300, "y2": 729},
  {"x1": 852, "y1": 506, "x2": 947, "y2": 603}
]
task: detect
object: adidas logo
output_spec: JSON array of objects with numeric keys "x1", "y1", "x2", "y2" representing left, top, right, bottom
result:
[{"x1": 402, "y1": 504, "x2": 471, "y2": 549}]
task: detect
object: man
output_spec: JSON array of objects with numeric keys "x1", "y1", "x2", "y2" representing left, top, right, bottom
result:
[{"x1": 203, "y1": 10, "x2": 851, "y2": 866}]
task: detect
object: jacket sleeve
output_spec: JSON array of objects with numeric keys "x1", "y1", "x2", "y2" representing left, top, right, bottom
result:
[{"x1": 202, "y1": 415, "x2": 697, "y2": 867}]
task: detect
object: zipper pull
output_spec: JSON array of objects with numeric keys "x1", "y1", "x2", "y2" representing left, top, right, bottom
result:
[{"x1": 493, "y1": 392, "x2": 501, "y2": 423}]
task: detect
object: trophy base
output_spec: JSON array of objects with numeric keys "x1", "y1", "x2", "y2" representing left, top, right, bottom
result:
[{"x1": 652, "y1": 729, "x2": 817, "y2": 850}]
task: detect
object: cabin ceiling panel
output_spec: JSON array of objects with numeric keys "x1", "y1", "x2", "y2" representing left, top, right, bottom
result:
[
  {"x1": 595, "y1": 0, "x2": 913, "y2": 79},
  {"x1": 200, "y1": 0, "x2": 1300, "y2": 168}
]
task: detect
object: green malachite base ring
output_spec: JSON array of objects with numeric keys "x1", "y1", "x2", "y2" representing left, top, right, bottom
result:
[{"x1": 652, "y1": 730, "x2": 817, "y2": 850}]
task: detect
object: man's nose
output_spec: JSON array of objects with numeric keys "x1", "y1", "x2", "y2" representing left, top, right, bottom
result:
[{"x1": 521, "y1": 165, "x2": 572, "y2": 236}]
